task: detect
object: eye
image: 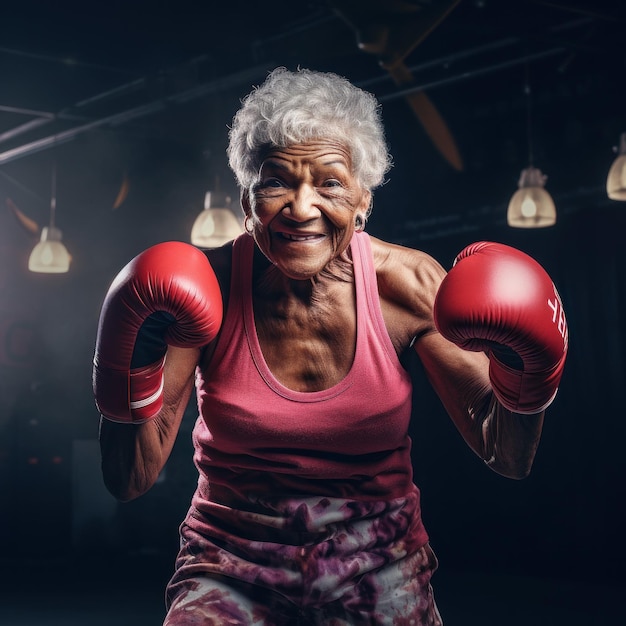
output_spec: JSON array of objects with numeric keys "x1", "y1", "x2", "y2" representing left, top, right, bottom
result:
[
  {"x1": 255, "y1": 177, "x2": 285, "y2": 193},
  {"x1": 321, "y1": 178, "x2": 343, "y2": 188},
  {"x1": 262, "y1": 177, "x2": 284, "y2": 188}
]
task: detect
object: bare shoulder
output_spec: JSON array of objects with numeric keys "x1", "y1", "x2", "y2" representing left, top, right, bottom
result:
[
  {"x1": 369, "y1": 236, "x2": 447, "y2": 344},
  {"x1": 371, "y1": 236, "x2": 446, "y2": 304}
]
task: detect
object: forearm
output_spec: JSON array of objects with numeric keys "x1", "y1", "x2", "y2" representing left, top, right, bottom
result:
[
  {"x1": 98, "y1": 346, "x2": 198, "y2": 501},
  {"x1": 99, "y1": 416, "x2": 174, "y2": 501},
  {"x1": 477, "y1": 396, "x2": 545, "y2": 479},
  {"x1": 435, "y1": 371, "x2": 545, "y2": 479},
  {"x1": 416, "y1": 333, "x2": 544, "y2": 479}
]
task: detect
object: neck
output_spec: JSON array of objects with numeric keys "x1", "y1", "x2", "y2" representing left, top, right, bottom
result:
[{"x1": 252, "y1": 245, "x2": 354, "y2": 305}]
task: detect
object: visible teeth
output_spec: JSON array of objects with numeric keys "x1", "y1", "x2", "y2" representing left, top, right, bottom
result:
[{"x1": 283, "y1": 233, "x2": 317, "y2": 241}]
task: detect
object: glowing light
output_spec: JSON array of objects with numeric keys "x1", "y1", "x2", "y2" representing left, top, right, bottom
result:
[{"x1": 520, "y1": 195, "x2": 537, "y2": 218}]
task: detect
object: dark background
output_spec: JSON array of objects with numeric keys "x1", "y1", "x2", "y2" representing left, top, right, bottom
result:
[{"x1": 0, "y1": 1, "x2": 624, "y2": 623}]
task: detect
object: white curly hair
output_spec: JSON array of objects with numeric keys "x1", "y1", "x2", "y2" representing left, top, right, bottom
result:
[{"x1": 227, "y1": 67, "x2": 392, "y2": 197}]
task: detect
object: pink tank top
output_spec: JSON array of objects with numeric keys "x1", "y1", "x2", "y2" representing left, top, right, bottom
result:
[{"x1": 191, "y1": 231, "x2": 417, "y2": 504}]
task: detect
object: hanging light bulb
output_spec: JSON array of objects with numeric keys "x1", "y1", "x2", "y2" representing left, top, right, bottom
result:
[
  {"x1": 507, "y1": 166, "x2": 556, "y2": 228},
  {"x1": 28, "y1": 165, "x2": 71, "y2": 273},
  {"x1": 190, "y1": 191, "x2": 243, "y2": 248},
  {"x1": 507, "y1": 65, "x2": 556, "y2": 229},
  {"x1": 28, "y1": 226, "x2": 71, "y2": 273},
  {"x1": 606, "y1": 132, "x2": 626, "y2": 201}
]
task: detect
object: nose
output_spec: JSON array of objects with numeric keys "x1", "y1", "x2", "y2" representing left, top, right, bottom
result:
[{"x1": 282, "y1": 184, "x2": 321, "y2": 223}]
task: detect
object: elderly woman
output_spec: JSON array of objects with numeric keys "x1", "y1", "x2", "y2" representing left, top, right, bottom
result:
[{"x1": 94, "y1": 67, "x2": 567, "y2": 625}]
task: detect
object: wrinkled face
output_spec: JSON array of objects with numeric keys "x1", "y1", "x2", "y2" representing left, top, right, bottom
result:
[{"x1": 243, "y1": 140, "x2": 371, "y2": 281}]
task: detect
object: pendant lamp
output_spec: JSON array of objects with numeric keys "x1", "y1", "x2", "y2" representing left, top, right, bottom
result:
[
  {"x1": 507, "y1": 66, "x2": 556, "y2": 228},
  {"x1": 28, "y1": 165, "x2": 71, "y2": 273},
  {"x1": 606, "y1": 132, "x2": 626, "y2": 201},
  {"x1": 190, "y1": 191, "x2": 243, "y2": 248},
  {"x1": 507, "y1": 166, "x2": 556, "y2": 228}
]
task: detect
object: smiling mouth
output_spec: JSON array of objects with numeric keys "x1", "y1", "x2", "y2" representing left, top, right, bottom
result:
[{"x1": 278, "y1": 232, "x2": 323, "y2": 242}]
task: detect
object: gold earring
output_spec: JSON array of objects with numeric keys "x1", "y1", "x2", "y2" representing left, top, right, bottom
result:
[
  {"x1": 354, "y1": 214, "x2": 366, "y2": 232},
  {"x1": 244, "y1": 215, "x2": 255, "y2": 234}
]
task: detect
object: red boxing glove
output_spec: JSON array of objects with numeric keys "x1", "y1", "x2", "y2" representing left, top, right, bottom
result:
[
  {"x1": 93, "y1": 241, "x2": 222, "y2": 423},
  {"x1": 433, "y1": 241, "x2": 568, "y2": 414}
]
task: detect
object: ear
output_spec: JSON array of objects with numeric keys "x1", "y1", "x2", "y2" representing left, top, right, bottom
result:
[
  {"x1": 359, "y1": 189, "x2": 372, "y2": 215},
  {"x1": 240, "y1": 188, "x2": 252, "y2": 217}
]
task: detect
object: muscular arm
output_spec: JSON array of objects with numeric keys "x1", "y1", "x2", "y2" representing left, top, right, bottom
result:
[
  {"x1": 99, "y1": 346, "x2": 200, "y2": 501},
  {"x1": 373, "y1": 237, "x2": 545, "y2": 480},
  {"x1": 415, "y1": 332, "x2": 544, "y2": 479}
]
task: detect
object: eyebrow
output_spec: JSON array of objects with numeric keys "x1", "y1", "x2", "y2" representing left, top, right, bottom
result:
[
  {"x1": 261, "y1": 159, "x2": 289, "y2": 171},
  {"x1": 261, "y1": 158, "x2": 349, "y2": 171},
  {"x1": 321, "y1": 159, "x2": 349, "y2": 168}
]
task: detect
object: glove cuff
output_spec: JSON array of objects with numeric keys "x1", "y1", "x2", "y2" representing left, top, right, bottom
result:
[
  {"x1": 489, "y1": 351, "x2": 565, "y2": 414},
  {"x1": 94, "y1": 356, "x2": 166, "y2": 423}
]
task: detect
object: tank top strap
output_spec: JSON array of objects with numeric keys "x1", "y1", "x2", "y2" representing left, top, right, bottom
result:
[
  {"x1": 231, "y1": 233, "x2": 253, "y2": 300},
  {"x1": 209, "y1": 234, "x2": 253, "y2": 366},
  {"x1": 351, "y1": 231, "x2": 404, "y2": 367}
]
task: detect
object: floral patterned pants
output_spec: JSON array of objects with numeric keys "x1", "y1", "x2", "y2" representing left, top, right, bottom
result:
[{"x1": 163, "y1": 493, "x2": 443, "y2": 625}]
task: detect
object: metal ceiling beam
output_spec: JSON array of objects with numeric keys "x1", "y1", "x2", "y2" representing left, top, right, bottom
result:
[
  {"x1": 377, "y1": 47, "x2": 566, "y2": 102},
  {"x1": 0, "y1": 64, "x2": 273, "y2": 166},
  {"x1": 358, "y1": 15, "x2": 593, "y2": 92},
  {"x1": 0, "y1": 77, "x2": 150, "y2": 146}
]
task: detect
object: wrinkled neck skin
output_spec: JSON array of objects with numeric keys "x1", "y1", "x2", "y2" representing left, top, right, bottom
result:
[{"x1": 252, "y1": 242, "x2": 354, "y2": 307}]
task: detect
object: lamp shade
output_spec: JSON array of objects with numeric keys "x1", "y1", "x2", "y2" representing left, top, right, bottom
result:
[
  {"x1": 190, "y1": 192, "x2": 243, "y2": 248},
  {"x1": 606, "y1": 132, "x2": 626, "y2": 201},
  {"x1": 507, "y1": 166, "x2": 556, "y2": 228},
  {"x1": 28, "y1": 226, "x2": 71, "y2": 273}
]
